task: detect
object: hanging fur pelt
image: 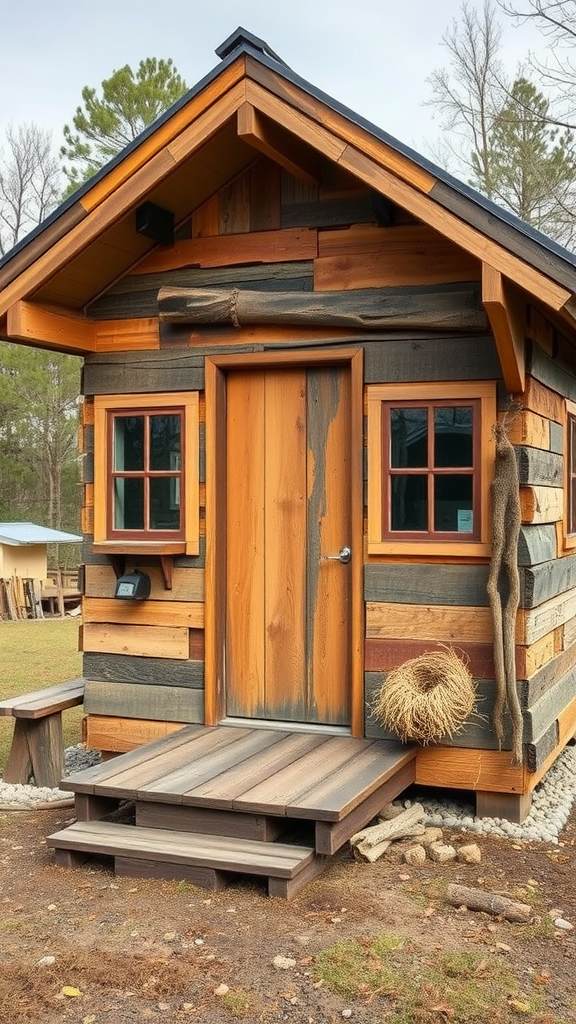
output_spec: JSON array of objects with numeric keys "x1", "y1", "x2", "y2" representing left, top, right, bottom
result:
[{"x1": 487, "y1": 417, "x2": 523, "y2": 765}]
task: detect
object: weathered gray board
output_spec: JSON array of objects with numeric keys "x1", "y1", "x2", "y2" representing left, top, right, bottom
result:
[
  {"x1": 84, "y1": 680, "x2": 204, "y2": 723},
  {"x1": 83, "y1": 653, "x2": 204, "y2": 688}
]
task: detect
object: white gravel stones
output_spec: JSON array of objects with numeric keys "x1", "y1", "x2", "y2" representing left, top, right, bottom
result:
[{"x1": 0, "y1": 744, "x2": 101, "y2": 807}]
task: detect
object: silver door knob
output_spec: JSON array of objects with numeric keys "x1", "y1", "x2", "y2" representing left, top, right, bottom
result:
[{"x1": 321, "y1": 546, "x2": 351, "y2": 564}]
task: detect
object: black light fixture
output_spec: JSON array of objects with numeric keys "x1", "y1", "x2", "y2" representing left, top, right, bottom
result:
[
  {"x1": 136, "y1": 202, "x2": 175, "y2": 245},
  {"x1": 114, "y1": 569, "x2": 151, "y2": 601}
]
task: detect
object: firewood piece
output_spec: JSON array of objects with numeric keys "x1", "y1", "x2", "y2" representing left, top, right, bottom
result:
[
  {"x1": 446, "y1": 883, "x2": 532, "y2": 923},
  {"x1": 350, "y1": 802, "x2": 425, "y2": 848}
]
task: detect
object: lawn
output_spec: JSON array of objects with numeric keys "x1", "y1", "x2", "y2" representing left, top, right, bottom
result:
[{"x1": 0, "y1": 619, "x2": 83, "y2": 771}]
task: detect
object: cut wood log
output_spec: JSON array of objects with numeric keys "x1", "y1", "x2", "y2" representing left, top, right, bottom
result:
[
  {"x1": 446, "y1": 883, "x2": 532, "y2": 923},
  {"x1": 157, "y1": 284, "x2": 488, "y2": 331},
  {"x1": 351, "y1": 802, "x2": 426, "y2": 860},
  {"x1": 350, "y1": 801, "x2": 424, "y2": 848}
]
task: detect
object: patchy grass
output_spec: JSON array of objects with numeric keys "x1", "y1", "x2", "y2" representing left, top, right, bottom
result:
[
  {"x1": 0, "y1": 619, "x2": 82, "y2": 771},
  {"x1": 315, "y1": 934, "x2": 563, "y2": 1023}
]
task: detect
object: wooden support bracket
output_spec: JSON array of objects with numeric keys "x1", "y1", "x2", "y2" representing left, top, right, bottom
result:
[
  {"x1": 237, "y1": 102, "x2": 320, "y2": 186},
  {"x1": 6, "y1": 300, "x2": 97, "y2": 354},
  {"x1": 482, "y1": 263, "x2": 526, "y2": 394}
]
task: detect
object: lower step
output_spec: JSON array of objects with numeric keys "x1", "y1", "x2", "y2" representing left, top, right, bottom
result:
[{"x1": 47, "y1": 820, "x2": 326, "y2": 898}]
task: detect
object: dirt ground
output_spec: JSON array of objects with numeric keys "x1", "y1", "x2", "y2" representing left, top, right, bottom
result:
[{"x1": 1, "y1": 796, "x2": 575, "y2": 1024}]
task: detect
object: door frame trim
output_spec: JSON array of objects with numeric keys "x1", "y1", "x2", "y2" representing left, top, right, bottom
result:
[{"x1": 204, "y1": 347, "x2": 365, "y2": 737}]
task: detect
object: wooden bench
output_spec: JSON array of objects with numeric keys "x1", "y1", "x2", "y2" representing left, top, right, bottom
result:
[{"x1": 0, "y1": 679, "x2": 85, "y2": 789}]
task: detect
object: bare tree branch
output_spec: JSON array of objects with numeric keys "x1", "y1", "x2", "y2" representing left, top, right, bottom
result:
[{"x1": 0, "y1": 123, "x2": 61, "y2": 255}]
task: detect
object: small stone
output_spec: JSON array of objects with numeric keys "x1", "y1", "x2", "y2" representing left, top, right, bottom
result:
[
  {"x1": 342, "y1": 1010, "x2": 353, "y2": 1018},
  {"x1": 403, "y1": 845, "x2": 426, "y2": 866},
  {"x1": 158, "y1": 1002, "x2": 170, "y2": 1011},
  {"x1": 428, "y1": 842, "x2": 456, "y2": 863},
  {"x1": 420, "y1": 827, "x2": 444, "y2": 847},
  {"x1": 554, "y1": 918, "x2": 574, "y2": 931},
  {"x1": 163, "y1": 932, "x2": 176, "y2": 942},
  {"x1": 194, "y1": 938, "x2": 204, "y2": 946},
  {"x1": 457, "y1": 843, "x2": 481, "y2": 865},
  {"x1": 37, "y1": 955, "x2": 56, "y2": 967},
  {"x1": 398, "y1": 872, "x2": 411, "y2": 881},
  {"x1": 214, "y1": 984, "x2": 229, "y2": 996},
  {"x1": 273, "y1": 955, "x2": 296, "y2": 969}
]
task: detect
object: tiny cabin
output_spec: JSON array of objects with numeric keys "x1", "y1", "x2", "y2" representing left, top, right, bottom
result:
[{"x1": 2, "y1": 28, "x2": 576, "y2": 826}]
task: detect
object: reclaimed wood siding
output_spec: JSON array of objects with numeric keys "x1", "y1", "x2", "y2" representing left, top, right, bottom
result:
[{"x1": 78, "y1": 163, "x2": 576, "y2": 766}]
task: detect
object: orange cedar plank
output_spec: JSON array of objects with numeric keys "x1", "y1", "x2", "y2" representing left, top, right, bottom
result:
[
  {"x1": 519, "y1": 486, "x2": 563, "y2": 525},
  {"x1": 82, "y1": 622, "x2": 189, "y2": 659},
  {"x1": 315, "y1": 236, "x2": 480, "y2": 290},
  {"x1": 415, "y1": 746, "x2": 526, "y2": 793},
  {"x1": 132, "y1": 228, "x2": 317, "y2": 275},
  {"x1": 226, "y1": 371, "x2": 266, "y2": 716},
  {"x1": 95, "y1": 318, "x2": 159, "y2": 351},
  {"x1": 85, "y1": 715, "x2": 187, "y2": 754},
  {"x1": 366, "y1": 602, "x2": 493, "y2": 643},
  {"x1": 515, "y1": 375, "x2": 564, "y2": 424},
  {"x1": 264, "y1": 369, "x2": 307, "y2": 717},
  {"x1": 505, "y1": 409, "x2": 550, "y2": 449},
  {"x1": 82, "y1": 597, "x2": 203, "y2": 628}
]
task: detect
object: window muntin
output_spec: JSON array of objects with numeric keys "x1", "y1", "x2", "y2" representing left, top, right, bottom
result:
[
  {"x1": 93, "y1": 391, "x2": 199, "y2": 554},
  {"x1": 367, "y1": 382, "x2": 496, "y2": 557},
  {"x1": 383, "y1": 400, "x2": 480, "y2": 540}
]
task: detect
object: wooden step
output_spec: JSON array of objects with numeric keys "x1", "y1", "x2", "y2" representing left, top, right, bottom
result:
[{"x1": 47, "y1": 820, "x2": 326, "y2": 898}]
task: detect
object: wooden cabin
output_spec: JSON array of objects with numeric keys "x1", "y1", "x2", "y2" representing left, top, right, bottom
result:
[{"x1": 2, "y1": 28, "x2": 576, "y2": 837}]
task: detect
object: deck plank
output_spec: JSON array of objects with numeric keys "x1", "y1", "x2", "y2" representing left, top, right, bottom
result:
[
  {"x1": 139, "y1": 729, "x2": 290, "y2": 801},
  {"x1": 48, "y1": 820, "x2": 314, "y2": 878},
  {"x1": 182, "y1": 732, "x2": 328, "y2": 808},
  {"x1": 287, "y1": 742, "x2": 416, "y2": 821},
  {"x1": 95, "y1": 728, "x2": 254, "y2": 799},
  {"x1": 59, "y1": 724, "x2": 204, "y2": 793},
  {"x1": 232, "y1": 736, "x2": 373, "y2": 815}
]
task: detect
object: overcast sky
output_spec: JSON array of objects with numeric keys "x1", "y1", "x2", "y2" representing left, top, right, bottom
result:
[{"x1": 0, "y1": 0, "x2": 544, "y2": 159}]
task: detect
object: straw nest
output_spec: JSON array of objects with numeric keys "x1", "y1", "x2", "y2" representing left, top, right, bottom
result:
[{"x1": 371, "y1": 647, "x2": 475, "y2": 744}]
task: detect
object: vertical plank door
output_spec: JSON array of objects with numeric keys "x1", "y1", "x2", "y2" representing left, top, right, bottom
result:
[{"x1": 226, "y1": 365, "x2": 351, "y2": 725}]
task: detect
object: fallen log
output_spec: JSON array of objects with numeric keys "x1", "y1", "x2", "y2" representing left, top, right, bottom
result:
[{"x1": 446, "y1": 883, "x2": 532, "y2": 923}]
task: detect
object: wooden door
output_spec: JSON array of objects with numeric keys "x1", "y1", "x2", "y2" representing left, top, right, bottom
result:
[{"x1": 225, "y1": 364, "x2": 351, "y2": 725}]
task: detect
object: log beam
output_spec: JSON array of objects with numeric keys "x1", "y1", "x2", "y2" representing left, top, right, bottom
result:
[
  {"x1": 237, "y1": 102, "x2": 320, "y2": 186},
  {"x1": 157, "y1": 284, "x2": 488, "y2": 331},
  {"x1": 482, "y1": 264, "x2": 526, "y2": 393}
]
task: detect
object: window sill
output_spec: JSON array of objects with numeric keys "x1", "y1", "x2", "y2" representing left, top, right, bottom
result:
[
  {"x1": 367, "y1": 539, "x2": 491, "y2": 558},
  {"x1": 92, "y1": 541, "x2": 188, "y2": 556}
]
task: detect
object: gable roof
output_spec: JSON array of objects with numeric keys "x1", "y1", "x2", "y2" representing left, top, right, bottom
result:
[{"x1": 0, "y1": 26, "x2": 575, "y2": 357}]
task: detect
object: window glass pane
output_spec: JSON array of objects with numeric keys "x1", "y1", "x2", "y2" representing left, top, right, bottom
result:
[
  {"x1": 149, "y1": 477, "x2": 180, "y2": 531},
  {"x1": 390, "y1": 474, "x2": 427, "y2": 531},
  {"x1": 391, "y1": 408, "x2": 427, "y2": 468},
  {"x1": 434, "y1": 474, "x2": 473, "y2": 532},
  {"x1": 434, "y1": 406, "x2": 473, "y2": 467},
  {"x1": 150, "y1": 414, "x2": 181, "y2": 470},
  {"x1": 114, "y1": 416, "x2": 144, "y2": 471},
  {"x1": 114, "y1": 477, "x2": 144, "y2": 530}
]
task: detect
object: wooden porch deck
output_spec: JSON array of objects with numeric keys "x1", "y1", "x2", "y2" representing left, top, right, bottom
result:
[{"x1": 48, "y1": 724, "x2": 416, "y2": 897}]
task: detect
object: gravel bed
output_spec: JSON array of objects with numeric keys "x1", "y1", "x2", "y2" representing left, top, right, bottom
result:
[
  {"x1": 0, "y1": 744, "x2": 101, "y2": 809},
  {"x1": 1, "y1": 743, "x2": 575, "y2": 841}
]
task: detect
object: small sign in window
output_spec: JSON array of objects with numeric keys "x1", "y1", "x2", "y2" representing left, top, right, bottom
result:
[{"x1": 457, "y1": 509, "x2": 474, "y2": 533}]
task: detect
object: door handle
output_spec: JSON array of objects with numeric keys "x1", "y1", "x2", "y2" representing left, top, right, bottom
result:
[{"x1": 321, "y1": 546, "x2": 351, "y2": 564}]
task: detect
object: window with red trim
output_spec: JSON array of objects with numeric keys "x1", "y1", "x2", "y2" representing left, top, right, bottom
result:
[{"x1": 382, "y1": 399, "x2": 481, "y2": 541}]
